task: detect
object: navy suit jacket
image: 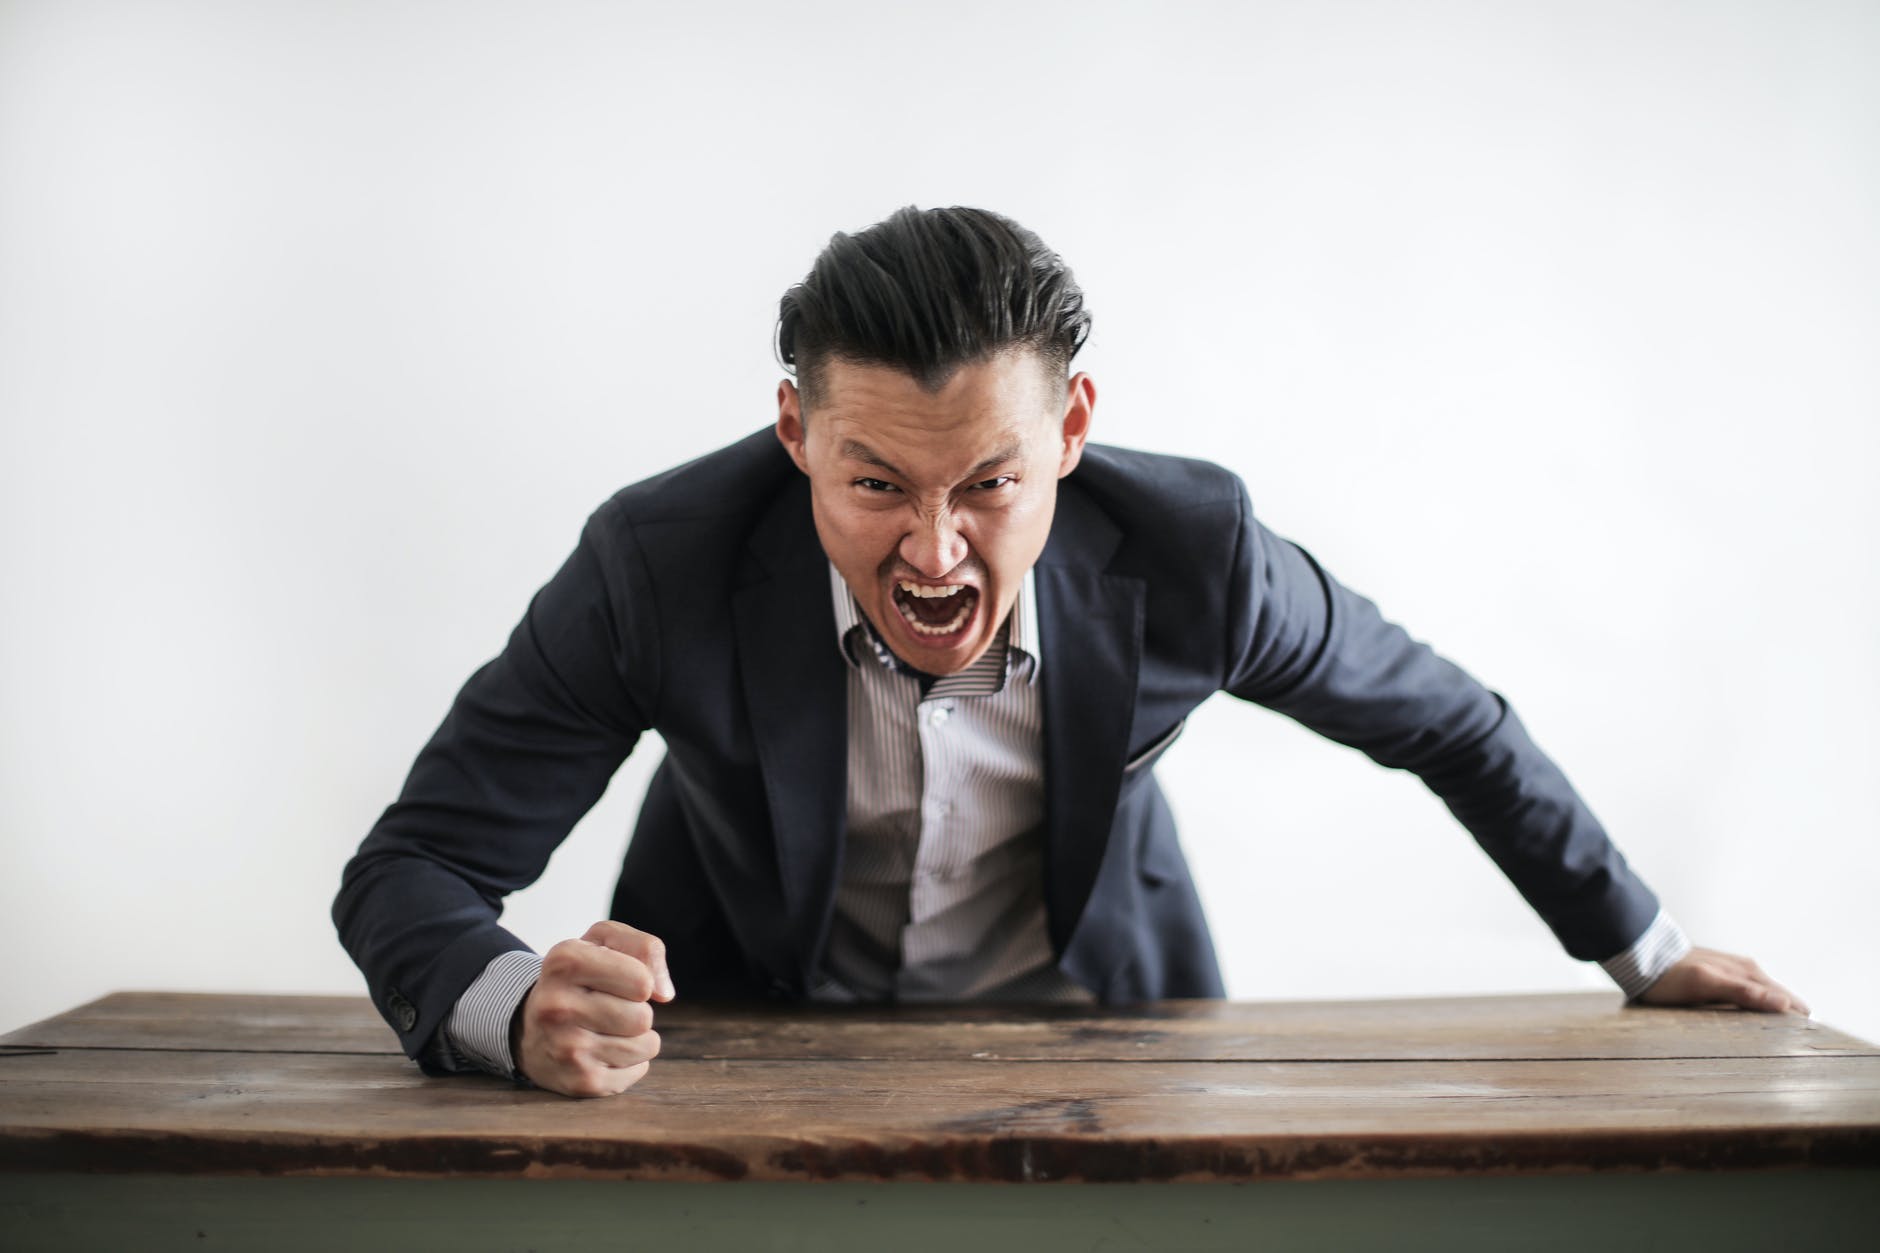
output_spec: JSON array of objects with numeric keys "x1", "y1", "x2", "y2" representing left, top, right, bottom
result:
[{"x1": 333, "y1": 429, "x2": 1662, "y2": 1069}]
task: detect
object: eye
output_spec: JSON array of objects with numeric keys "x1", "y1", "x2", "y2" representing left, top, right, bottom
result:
[
  {"x1": 971, "y1": 475, "x2": 1015, "y2": 491},
  {"x1": 855, "y1": 477, "x2": 899, "y2": 493}
]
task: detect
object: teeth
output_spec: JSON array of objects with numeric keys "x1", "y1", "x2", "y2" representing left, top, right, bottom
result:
[
  {"x1": 895, "y1": 594, "x2": 974, "y2": 636},
  {"x1": 898, "y1": 580, "x2": 967, "y2": 599}
]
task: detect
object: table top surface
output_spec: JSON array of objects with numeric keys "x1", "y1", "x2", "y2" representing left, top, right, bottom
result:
[{"x1": 3, "y1": 991, "x2": 1876, "y2": 1182}]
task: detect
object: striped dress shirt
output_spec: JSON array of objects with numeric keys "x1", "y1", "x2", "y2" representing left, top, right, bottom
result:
[
  {"x1": 431, "y1": 569, "x2": 1693, "y2": 1081},
  {"x1": 811, "y1": 562, "x2": 1092, "y2": 1004}
]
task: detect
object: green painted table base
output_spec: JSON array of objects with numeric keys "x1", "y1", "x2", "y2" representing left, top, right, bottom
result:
[{"x1": 4, "y1": 1170, "x2": 1877, "y2": 1252}]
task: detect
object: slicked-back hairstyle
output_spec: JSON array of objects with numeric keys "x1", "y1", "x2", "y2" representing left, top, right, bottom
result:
[{"x1": 775, "y1": 205, "x2": 1092, "y2": 412}]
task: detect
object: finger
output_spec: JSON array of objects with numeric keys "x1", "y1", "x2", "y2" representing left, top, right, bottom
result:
[
  {"x1": 583, "y1": 920, "x2": 676, "y2": 1001},
  {"x1": 522, "y1": 1014, "x2": 659, "y2": 1077},
  {"x1": 1703, "y1": 950, "x2": 1808, "y2": 1016},
  {"x1": 1721, "y1": 978, "x2": 1794, "y2": 1014},
  {"x1": 573, "y1": 987, "x2": 656, "y2": 1038},
  {"x1": 585, "y1": 1026, "x2": 662, "y2": 1069},
  {"x1": 541, "y1": 939, "x2": 658, "y2": 1002},
  {"x1": 1751, "y1": 967, "x2": 1809, "y2": 1016},
  {"x1": 1722, "y1": 965, "x2": 1808, "y2": 1016},
  {"x1": 534, "y1": 982, "x2": 658, "y2": 1037},
  {"x1": 539, "y1": 1028, "x2": 660, "y2": 1080},
  {"x1": 577, "y1": 949, "x2": 659, "y2": 1002},
  {"x1": 601, "y1": 1060, "x2": 652, "y2": 1094},
  {"x1": 1762, "y1": 981, "x2": 1810, "y2": 1017},
  {"x1": 545, "y1": 1059, "x2": 651, "y2": 1101}
]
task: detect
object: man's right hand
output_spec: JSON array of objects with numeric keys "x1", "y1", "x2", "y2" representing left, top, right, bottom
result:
[{"x1": 513, "y1": 920, "x2": 675, "y2": 1098}]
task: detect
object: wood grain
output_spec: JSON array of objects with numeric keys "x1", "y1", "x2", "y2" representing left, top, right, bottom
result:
[
  {"x1": 2, "y1": 992, "x2": 1876, "y2": 1182},
  {"x1": 2, "y1": 1049, "x2": 1876, "y2": 1181},
  {"x1": 3, "y1": 990, "x2": 1870, "y2": 1061}
]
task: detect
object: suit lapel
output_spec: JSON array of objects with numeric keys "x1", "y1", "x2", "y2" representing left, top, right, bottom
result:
[
  {"x1": 733, "y1": 476, "x2": 847, "y2": 986},
  {"x1": 730, "y1": 473, "x2": 1142, "y2": 988},
  {"x1": 1036, "y1": 483, "x2": 1144, "y2": 960}
]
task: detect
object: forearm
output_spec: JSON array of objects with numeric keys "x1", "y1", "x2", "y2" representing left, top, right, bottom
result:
[
  {"x1": 333, "y1": 843, "x2": 535, "y2": 1066},
  {"x1": 333, "y1": 515, "x2": 652, "y2": 1064},
  {"x1": 1225, "y1": 494, "x2": 1667, "y2": 962},
  {"x1": 1417, "y1": 692, "x2": 1665, "y2": 962}
]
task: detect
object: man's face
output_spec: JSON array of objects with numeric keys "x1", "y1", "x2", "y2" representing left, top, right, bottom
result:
[{"x1": 776, "y1": 349, "x2": 1094, "y2": 676}]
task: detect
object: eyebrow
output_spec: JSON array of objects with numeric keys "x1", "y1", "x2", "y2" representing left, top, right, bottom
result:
[{"x1": 839, "y1": 439, "x2": 1024, "y2": 483}]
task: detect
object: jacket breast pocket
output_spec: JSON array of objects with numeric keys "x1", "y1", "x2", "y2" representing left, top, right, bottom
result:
[{"x1": 1121, "y1": 717, "x2": 1187, "y2": 778}]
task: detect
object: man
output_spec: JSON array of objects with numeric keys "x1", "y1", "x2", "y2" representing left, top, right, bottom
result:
[{"x1": 333, "y1": 205, "x2": 1808, "y2": 1100}]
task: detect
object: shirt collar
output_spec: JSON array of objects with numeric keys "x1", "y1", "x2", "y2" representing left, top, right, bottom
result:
[{"x1": 828, "y1": 561, "x2": 1041, "y2": 686}]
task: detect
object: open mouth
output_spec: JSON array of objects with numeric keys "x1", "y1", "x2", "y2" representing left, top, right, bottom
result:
[{"x1": 890, "y1": 579, "x2": 979, "y2": 640}]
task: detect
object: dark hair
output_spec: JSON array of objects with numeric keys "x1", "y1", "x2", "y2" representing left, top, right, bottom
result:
[{"x1": 776, "y1": 205, "x2": 1092, "y2": 410}]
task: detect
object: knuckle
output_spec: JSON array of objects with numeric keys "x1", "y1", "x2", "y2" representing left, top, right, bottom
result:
[
  {"x1": 575, "y1": 1061, "x2": 644, "y2": 1099},
  {"x1": 622, "y1": 962, "x2": 655, "y2": 1001},
  {"x1": 541, "y1": 944, "x2": 583, "y2": 978}
]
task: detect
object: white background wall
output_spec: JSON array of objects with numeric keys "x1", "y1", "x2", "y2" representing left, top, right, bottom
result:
[{"x1": 3, "y1": 0, "x2": 1874, "y2": 1046}]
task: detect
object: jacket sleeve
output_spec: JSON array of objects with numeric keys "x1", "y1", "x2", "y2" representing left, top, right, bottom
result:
[
  {"x1": 1221, "y1": 481, "x2": 1662, "y2": 962},
  {"x1": 331, "y1": 508, "x2": 659, "y2": 1069}
]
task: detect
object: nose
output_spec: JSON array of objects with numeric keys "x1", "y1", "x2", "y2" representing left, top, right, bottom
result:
[{"x1": 900, "y1": 509, "x2": 968, "y2": 579}]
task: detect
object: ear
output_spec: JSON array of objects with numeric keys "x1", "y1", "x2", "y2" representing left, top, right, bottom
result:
[
  {"x1": 775, "y1": 379, "x2": 811, "y2": 475},
  {"x1": 1056, "y1": 371, "x2": 1095, "y2": 478}
]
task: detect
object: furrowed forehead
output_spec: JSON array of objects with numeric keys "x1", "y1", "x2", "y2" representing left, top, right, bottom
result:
[{"x1": 834, "y1": 434, "x2": 1028, "y2": 484}]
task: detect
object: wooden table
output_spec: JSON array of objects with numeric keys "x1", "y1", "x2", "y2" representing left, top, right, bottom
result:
[{"x1": 2, "y1": 991, "x2": 1876, "y2": 1250}]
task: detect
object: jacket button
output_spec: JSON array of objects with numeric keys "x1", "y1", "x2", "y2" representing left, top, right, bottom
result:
[{"x1": 387, "y1": 988, "x2": 418, "y2": 1033}]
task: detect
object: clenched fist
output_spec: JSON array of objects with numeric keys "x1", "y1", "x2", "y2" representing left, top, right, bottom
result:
[{"x1": 513, "y1": 920, "x2": 675, "y2": 1098}]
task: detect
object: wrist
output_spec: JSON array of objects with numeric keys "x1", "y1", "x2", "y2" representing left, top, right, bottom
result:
[
  {"x1": 507, "y1": 998, "x2": 528, "y2": 1079},
  {"x1": 1601, "y1": 910, "x2": 1693, "y2": 1001}
]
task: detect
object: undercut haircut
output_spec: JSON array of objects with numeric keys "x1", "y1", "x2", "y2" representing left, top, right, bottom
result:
[{"x1": 775, "y1": 205, "x2": 1092, "y2": 412}]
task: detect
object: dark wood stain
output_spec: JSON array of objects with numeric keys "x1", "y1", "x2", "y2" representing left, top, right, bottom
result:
[
  {"x1": 8, "y1": 990, "x2": 1871, "y2": 1062},
  {"x1": 2, "y1": 992, "x2": 1877, "y2": 1182}
]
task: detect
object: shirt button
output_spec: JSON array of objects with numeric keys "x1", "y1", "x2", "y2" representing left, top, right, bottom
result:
[{"x1": 929, "y1": 706, "x2": 951, "y2": 726}]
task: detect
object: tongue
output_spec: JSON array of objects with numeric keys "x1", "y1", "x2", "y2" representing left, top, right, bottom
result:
[{"x1": 903, "y1": 588, "x2": 974, "y2": 625}]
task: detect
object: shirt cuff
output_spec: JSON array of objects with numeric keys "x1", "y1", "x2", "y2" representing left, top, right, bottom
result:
[
  {"x1": 1598, "y1": 908, "x2": 1693, "y2": 1001},
  {"x1": 442, "y1": 949, "x2": 543, "y2": 1078}
]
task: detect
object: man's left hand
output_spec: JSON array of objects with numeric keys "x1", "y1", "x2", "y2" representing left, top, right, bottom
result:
[{"x1": 1634, "y1": 946, "x2": 1810, "y2": 1015}]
